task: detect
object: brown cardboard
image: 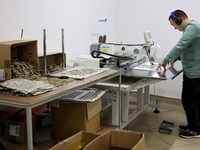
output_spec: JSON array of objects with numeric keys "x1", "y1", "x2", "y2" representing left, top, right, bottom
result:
[
  {"x1": 4, "y1": 115, "x2": 36, "y2": 143},
  {"x1": 49, "y1": 131, "x2": 99, "y2": 150},
  {"x1": 98, "y1": 124, "x2": 119, "y2": 135},
  {"x1": 86, "y1": 98, "x2": 101, "y2": 120},
  {"x1": 0, "y1": 40, "x2": 39, "y2": 80},
  {"x1": 84, "y1": 130, "x2": 145, "y2": 150},
  {"x1": 51, "y1": 99, "x2": 101, "y2": 139},
  {"x1": 38, "y1": 52, "x2": 66, "y2": 70}
]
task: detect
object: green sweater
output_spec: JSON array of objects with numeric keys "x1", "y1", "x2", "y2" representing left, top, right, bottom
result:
[{"x1": 163, "y1": 20, "x2": 200, "y2": 78}]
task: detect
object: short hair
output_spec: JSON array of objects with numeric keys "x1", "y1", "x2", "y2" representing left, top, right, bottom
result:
[{"x1": 169, "y1": 10, "x2": 188, "y2": 20}]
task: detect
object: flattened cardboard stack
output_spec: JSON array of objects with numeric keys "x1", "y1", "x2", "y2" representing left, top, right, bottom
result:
[{"x1": 51, "y1": 98, "x2": 101, "y2": 139}]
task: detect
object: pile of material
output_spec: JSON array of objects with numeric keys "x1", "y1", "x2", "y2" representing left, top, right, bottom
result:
[
  {"x1": 11, "y1": 59, "x2": 73, "y2": 87},
  {"x1": 50, "y1": 67, "x2": 107, "y2": 79},
  {"x1": 27, "y1": 76, "x2": 73, "y2": 87},
  {"x1": 40, "y1": 63, "x2": 64, "y2": 76},
  {"x1": 0, "y1": 59, "x2": 73, "y2": 96},
  {"x1": 11, "y1": 59, "x2": 40, "y2": 79},
  {"x1": 0, "y1": 78, "x2": 56, "y2": 96}
]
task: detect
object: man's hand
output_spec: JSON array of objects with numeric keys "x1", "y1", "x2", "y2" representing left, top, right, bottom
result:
[
  {"x1": 155, "y1": 62, "x2": 166, "y2": 71},
  {"x1": 170, "y1": 60, "x2": 175, "y2": 66}
]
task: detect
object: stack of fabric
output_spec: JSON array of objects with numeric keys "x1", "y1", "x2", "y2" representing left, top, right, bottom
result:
[{"x1": 0, "y1": 79, "x2": 56, "y2": 96}]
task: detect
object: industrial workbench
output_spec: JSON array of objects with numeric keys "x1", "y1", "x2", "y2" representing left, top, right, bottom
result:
[
  {"x1": 95, "y1": 63, "x2": 183, "y2": 129},
  {"x1": 0, "y1": 69, "x2": 120, "y2": 150}
]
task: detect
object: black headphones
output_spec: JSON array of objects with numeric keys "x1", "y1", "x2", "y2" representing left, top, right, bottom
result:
[{"x1": 171, "y1": 12, "x2": 182, "y2": 25}]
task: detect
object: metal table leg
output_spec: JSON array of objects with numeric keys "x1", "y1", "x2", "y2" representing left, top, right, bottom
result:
[
  {"x1": 112, "y1": 90, "x2": 119, "y2": 126},
  {"x1": 26, "y1": 107, "x2": 33, "y2": 150},
  {"x1": 121, "y1": 91, "x2": 129, "y2": 123},
  {"x1": 137, "y1": 88, "x2": 143, "y2": 109},
  {"x1": 144, "y1": 85, "x2": 150, "y2": 105}
]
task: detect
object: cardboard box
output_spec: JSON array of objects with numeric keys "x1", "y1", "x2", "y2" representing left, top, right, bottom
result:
[
  {"x1": 49, "y1": 131, "x2": 99, "y2": 150},
  {"x1": 35, "y1": 112, "x2": 51, "y2": 128},
  {"x1": 5, "y1": 115, "x2": 36, "y2": 143},
  {"x1": 84, "y1": 130, "x2": 145, "y2": 150},
  {"x1": 0, "y1": 40, "x2": 39, "y2": 80},
  {"x1": 0, "y1": 69, "x2": 5, "y2": 81},
  {"x1": 51, "y1": 98, "x2": 101, "y2": 139},
  {"x1": 38, "y1": 52, "x2": 66, "y2": 71}
]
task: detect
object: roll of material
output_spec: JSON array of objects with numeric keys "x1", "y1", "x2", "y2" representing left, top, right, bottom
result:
[{"x1": 0, "y1": 69, "x2": 5, "y2": 81}]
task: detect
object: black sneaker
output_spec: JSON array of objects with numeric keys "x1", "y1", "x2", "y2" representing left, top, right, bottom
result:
[
  {"x1": 179, "y1": 125, "x2": 189, "y2": 132},
  {"x1": 179, "y1": 129, "x2": 200, "y2": 138}
]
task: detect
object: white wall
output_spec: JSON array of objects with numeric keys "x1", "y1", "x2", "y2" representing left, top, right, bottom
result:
[
  {"x1": 0, "y1": 0, "x2": 200, "y2": 99},
  {"x1": 0, "y1": 0, "x2": 118, "y2": 58},
  {"x1": 0, "y1": 0, "x2": 118, "y2": 111},
  {"x1": 115, "y1": 0, "x2": 200, "y2": 99}
]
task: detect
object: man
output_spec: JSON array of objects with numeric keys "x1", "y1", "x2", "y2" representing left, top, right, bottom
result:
[{"x1": 156, "y1": 10, "x2": 200, "y2": 138}]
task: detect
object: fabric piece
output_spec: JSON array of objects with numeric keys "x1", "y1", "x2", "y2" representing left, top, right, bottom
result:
[{"x1": 0, "y1": 79, "x2": 56, "y2": 96}]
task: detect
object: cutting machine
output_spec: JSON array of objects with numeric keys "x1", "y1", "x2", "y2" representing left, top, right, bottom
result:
[
  {"x1": 70, "y1": 31, "x2": 159, "y2": 70},
  {"x1": 68, "y1": 31, "x2": 182, "y2": 128},
  {"x1": 90, "y1": 31, "x2": 159, "y2": 70}
]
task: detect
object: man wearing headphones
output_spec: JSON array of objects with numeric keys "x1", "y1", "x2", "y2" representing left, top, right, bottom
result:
[{"x1": 156, "y1": 10, "x2": 200, "y2": 138}]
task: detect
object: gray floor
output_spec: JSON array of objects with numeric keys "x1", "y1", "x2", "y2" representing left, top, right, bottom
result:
[{"x1": 126, "y1": 99, "x2": 200, "y2": 150}]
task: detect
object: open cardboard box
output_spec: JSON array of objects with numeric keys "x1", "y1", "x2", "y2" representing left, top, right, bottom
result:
[
  {"x1": 0, "y1": 40, "x2": 39, "y2": 80},
  {"x1": 38, "y1": 52, "x2": 66, "y2": 72},
  {"x1": 49, "y1": 131, "x2": 99, "y2": 150},
  {"x1": 84, "y1": 130, "x2": 145, "y2": 150}
]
